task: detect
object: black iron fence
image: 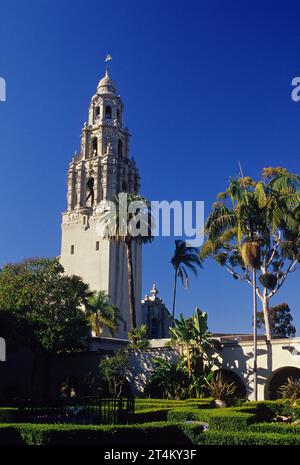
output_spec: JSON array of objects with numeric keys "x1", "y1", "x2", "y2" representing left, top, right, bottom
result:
[{"x1": 17, "y1": 398, "x2": 135, "y2": 425}]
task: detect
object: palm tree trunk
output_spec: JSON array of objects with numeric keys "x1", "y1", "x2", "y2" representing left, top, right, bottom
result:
[
  {"x1": 126, "y1": 241, "x2": 137, "y2": 329},
  {"x1": 253, "y1": 269, "x2": 257, "y2": 401},
  {"x1": 172, "y1": 268, "x2": 178, "y2": 323},
  {"x1": 186, "y1": 344, "x2": 191, "y2": 377}
]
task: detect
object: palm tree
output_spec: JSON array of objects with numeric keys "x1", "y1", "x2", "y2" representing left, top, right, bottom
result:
[
  {"x1": 201, "y1": 169, "x2": 300, "y2": 400},
  {"x1": 100, "y1": 193, "x2": 153, "y2": 329},
  {"x1": 170, "y1": 313, "x2": 193, "y2": 376},
  {"x1": 128, "y1": 324, "x2": 149, "y2": 349},
  {"x1": 86, "y1": 290, "x2": 123, "y2": 337},
  {"x1": 171, "y1": 240, "x2": 202, "y2": 321},
  {"x1": 203, "y1": 170, "x2": 299, "y2": 340}
]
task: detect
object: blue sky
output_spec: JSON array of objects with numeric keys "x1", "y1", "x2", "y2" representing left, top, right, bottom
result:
[{"x1": 0, "y1": 0, "x2": 299, "y2": 334}]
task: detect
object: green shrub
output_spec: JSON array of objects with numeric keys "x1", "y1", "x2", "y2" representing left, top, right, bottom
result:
[
  {"x1": 249, "y1": 422, "x2": 300, "y2": 435},
  {"x1": 243, "y1": 400, "x2": 285, "y2": 421},
  {"x1": 132, "y1": 409, "x2": 170, "y2": 423},
  {"x1": 0, "y1": 422, "x2": 194, "y2": 445},
  {"x1": 195, "y1": 430, "x2": 300, "y2": 445},
  {"x1": 167, "y1": 408, "x2": 213, "y2": 423},
  {"x1": 208, "y1": 410, "x2": 256, "y2": 431}
]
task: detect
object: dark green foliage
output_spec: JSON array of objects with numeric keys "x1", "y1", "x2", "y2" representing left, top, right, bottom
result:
[
  {"x1": 249, "y1": 422, "x2": 300, "y2": 435},
  {"x1": 167, "y1": 408, "x2": 213, "y2": 423},
  {"x1": 132, "y1": 409, "x2": 170, "y2": 423},
  {"x1": 0, "y1": 422, "x2": 194, "y2": 445},
  {"x1": 195, "y1": 430, "x2": 300, "y2": 445},
  {"x1": 99, "y1": 350, "x2": 130, "y2": 398},
  {"x1": 144, "y1": 358, "x2": 190, "y2": 400},
  {"x1": 208, "y1": 410, "x2": 256, "y2": 431},
  {"x1": 0, "y1": 258, "x2": 90, "y2": 354},
  {"x1": 257, "y1": 303, "x2": 296, "y2": 337}
]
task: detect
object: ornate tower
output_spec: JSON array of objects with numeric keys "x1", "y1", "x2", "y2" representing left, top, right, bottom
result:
[{"x1": 60, "y1": 69, "x2": 142, "y2": 338}]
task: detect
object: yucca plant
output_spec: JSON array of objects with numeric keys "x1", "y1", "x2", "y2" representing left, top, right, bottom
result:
[
  {"x1": 207, "y1": 372, "x2": 237, "y2": 403},
  {"x1": 278, "y1": 377, "x2": 300, "y2": 403}
]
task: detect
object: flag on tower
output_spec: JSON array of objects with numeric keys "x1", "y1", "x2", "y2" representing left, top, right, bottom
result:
[{"x1": 105, "y1": 54, "x2": 112, "y2": 62}]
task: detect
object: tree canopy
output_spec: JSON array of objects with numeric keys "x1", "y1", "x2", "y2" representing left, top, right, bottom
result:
[
  {"x1": 200, "y1": 167, "x2": 300, "y2": 340},
  {"x1": 0, "y1": 258, "x2": 90, "y2": 354}
]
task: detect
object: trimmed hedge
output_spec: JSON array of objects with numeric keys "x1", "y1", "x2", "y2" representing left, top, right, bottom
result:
[
  {"x1": 0, "y1": 422, "x2": 195, "y2": 445},
  {"x1": 132, "y1": 408, "x2": 170, "y2": 423},
  {"x1": 208, "y1": 410, "x2": 256, "y2": 431},
  {"x1": 168, "y1": 408, "x2": 213, "y2": 423},
  {"x1": 195, "y1": 430, "x2": 300, "y2": 445},
  {"x1": 249, "y1": 422, "x2": 300, "y2": 435}
]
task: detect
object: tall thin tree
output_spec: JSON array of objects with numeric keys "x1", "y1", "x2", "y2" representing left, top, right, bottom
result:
[
  {"x1": 100, "y1": 193, "x2": 153, "y2": 329},
  {"x1": 171, "y1": 240, "x2": 202, "y2": 321}
]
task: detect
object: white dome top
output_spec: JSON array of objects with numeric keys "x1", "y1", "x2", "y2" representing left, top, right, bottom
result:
[{"x1": 97, "y1": 69, "x2": 116, "y2": 95}]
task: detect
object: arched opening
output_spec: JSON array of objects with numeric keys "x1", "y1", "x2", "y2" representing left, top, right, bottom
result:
[
  {"x1": 95, "y1": 106, "x2": 100, "y2": 119},
  {"x1": 92, "y1": 137, "x2": 98, "y2": 156},
  {"x1": 213, "y1": 369, "x2": 247, "y2": 400},
  {"x1": 118, "y1": 139, "x2": 123, "y2": 157},
  {"x1": 105, "y1": 105, "x2": 112, "y2": 120},
  {"x1": 86, "y1": 177, "x2": 95, "y2": 206},
  {"x1": 151, "y1": 318, "x2": 160, "y2": 339},
  {"x1": 266, "y1": 366, "x2": 300, "y2": 400}
]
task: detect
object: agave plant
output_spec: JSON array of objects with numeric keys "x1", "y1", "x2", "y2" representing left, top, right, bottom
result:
[
  {"x1": 278, "y1": 377, "x2": 300, "y2": 402},
  {"x1": 207, "y1": 372, "x2": 237, "y2": 402}
]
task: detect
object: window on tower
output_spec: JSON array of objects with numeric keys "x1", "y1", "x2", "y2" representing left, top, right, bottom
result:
[
  {"x1": 95, "y1": 106, "x2": 100, "y2": 119},
  {"x1": 105, "y1": 105, "x2": 112, "y2": 120},
  {"x1": 92, "y1": 137, "x2": 98, "y2": 156},
  {"x1": 118, "y1": 139, "x2": 123, "y2": 157},
  {"x1": 70, "y1": 245, "x2": 75, "y2": 255}
]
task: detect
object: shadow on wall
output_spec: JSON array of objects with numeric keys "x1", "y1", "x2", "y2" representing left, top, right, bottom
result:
[{"x1": 127, "y1": 348, "x2": 177, "y2": 395}]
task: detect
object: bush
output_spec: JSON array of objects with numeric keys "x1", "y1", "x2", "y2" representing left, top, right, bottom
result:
[
  {"x1": 168, "y1": 406, "x2": 257, "y2": 430},
  {"x1": 132, "y1": 409, "x2": 170, "y2": 423},
  {"x1": 243, "y1": 400, "x2": 285, "y2": 421},
  {"x1": 195, "y1": 430, "x2": 300, "y2": 445},
  {"x1": 167, "y1": 408, "x2": 213, "y2": 423},
  {"x1": 208, "y1": 410, "x2": 256, "y2": 431},
  {"x1": 0, "y1": 422, "x2": 194, "y2": 445},
  {"x1": 249, "y1": 422, "x2": 300, "y2": 435}
]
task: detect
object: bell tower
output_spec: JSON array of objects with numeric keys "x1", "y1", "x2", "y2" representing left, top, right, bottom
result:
[{"x1": 60, "y1": 68, "x2": 142, "y2": 338}]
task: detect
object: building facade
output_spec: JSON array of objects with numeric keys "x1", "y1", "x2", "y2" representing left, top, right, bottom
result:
[
  {"x1": 141, "y1": 284, "x2": 172, "y2": 339},
  {"x1": 60, "y1": 69, "x2": 142, "y2": 337}
]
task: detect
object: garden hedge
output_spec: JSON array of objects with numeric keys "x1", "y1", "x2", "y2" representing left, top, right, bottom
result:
[
  {"x1": 0, "y1": 422, "x2": 197, "y2": 446},
  {"x1": 132, "y1": 408, "x2": 170, "y2": 423},
  {"x1": 249, "y1": 422, "x2": 300, "y2": 435},
  {"x1": 195, "y1": 430, "x2": 300, "y2": 445},
  {"x1": 167, "y1": 406, "x2": 258, "y2": 430}
]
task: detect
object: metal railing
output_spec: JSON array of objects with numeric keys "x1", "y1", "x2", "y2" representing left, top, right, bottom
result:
[{"x1": 17, "y1": 398, "x2": 135, "y2": 425}]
